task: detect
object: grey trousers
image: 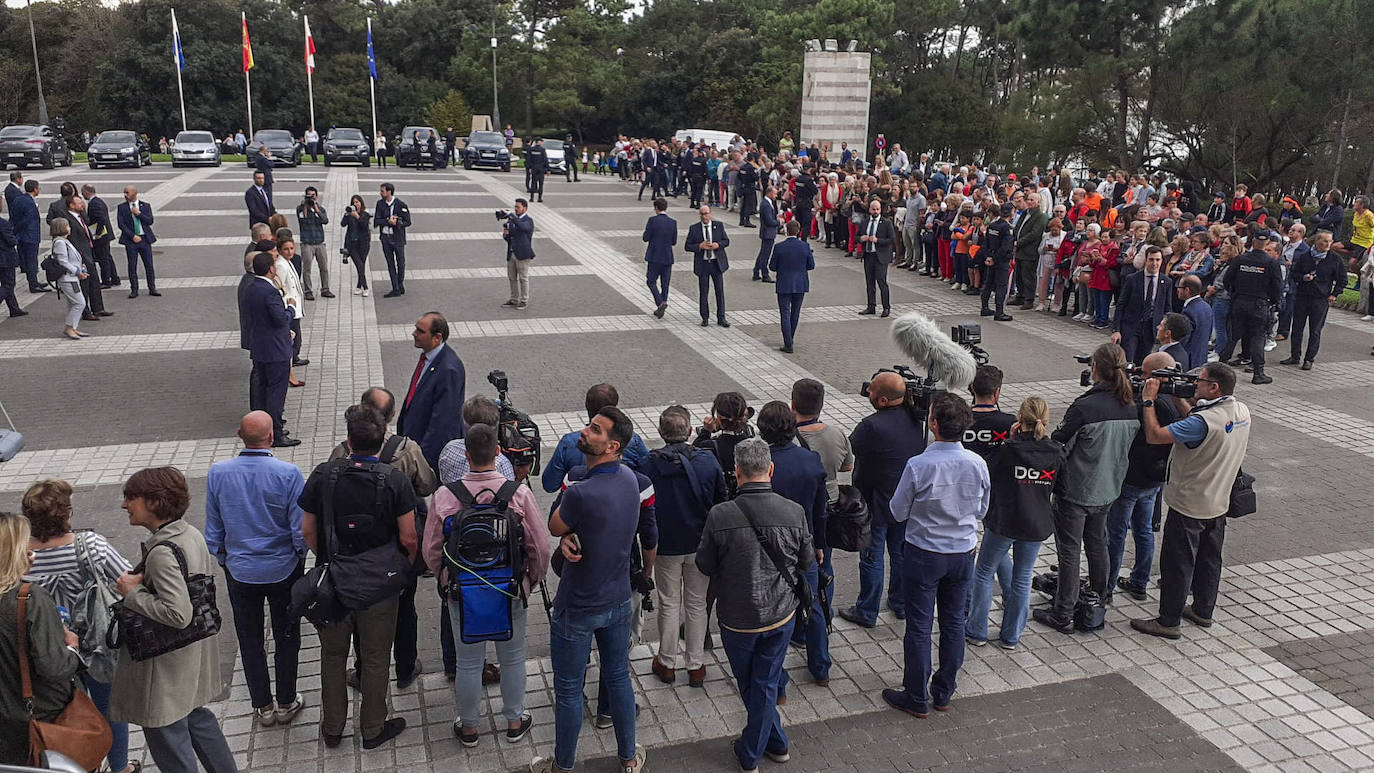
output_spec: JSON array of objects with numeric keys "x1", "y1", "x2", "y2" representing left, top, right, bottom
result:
[
  {"x1": 507, "y1": 258, "x2": 530, "y2": 304},
  {"x1": 58, "y1": 280, "x2": 85, "y2": 329},
  {"x1": 299, "y1": 242, "x2": 330, "y2": 293},
  {"x1": 1051, "y1": 499, "x2": 1111, "y2": 620},
  {"x1": 320, "y1": 595, "x2": 399, "y2": 738},
  {"x1": 143, "y1": 705, "x2": 238, "y2": 773}
]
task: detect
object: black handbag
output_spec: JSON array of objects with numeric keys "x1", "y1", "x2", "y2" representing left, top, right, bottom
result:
[
  {"x1": 1225, "y1": 468, "x2": 1257, "y2": 518},
  {"x1": 107, "y1": 540, "x2": 222, "y2": 662},
  {"x1": 825, "y1": 485, "x2": 871, "y2": 552},
  {"x1": 307, "y1": 461, "x2": 412, "y2": 612}
]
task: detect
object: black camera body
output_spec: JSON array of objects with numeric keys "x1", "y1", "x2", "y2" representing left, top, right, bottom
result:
[
  {"x1": 862, "y1": 364, "x2": 943, "y2": 417},
  {"x1": 1075, "y1": 355, "x2": 1197, "y2": 399},
  {"x1": 494, "y1": 209, "x2": 514, "y2": 220},
  {"x1": 486, "y1": 370, "x2": 541, "y2": 472}
]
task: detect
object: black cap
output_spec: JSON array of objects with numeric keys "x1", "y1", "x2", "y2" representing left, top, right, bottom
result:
[
  {"x1": 254, "y1": 239, "x2": 277, "y2": 251},
  {"x1": 1213, "y1": 192, "x2": 1226, "y2": 199},
  {"x1": 999, "y1": 203, "x2": 1014, "y2": 217},
  {"x1": 1250, "y1": 229, "x2": 1277, "y2": 241}
]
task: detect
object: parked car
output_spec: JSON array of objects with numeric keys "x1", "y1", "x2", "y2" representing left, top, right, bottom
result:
[
  {"x1": 0, "y1": 124, "x2": 72, "y2": 169},
  {"x1": 87, "y1": 130, "x2": 151, "y2": 169},
  {"x1": 170, "y1": 130, "x2": 221, "y2": 167},
  {"x1": 546, "y1": 144, "x2": 567, "y2": 175},
  {"x1": 245, "y1": 129, "x2": 302, "y2": 167},
  {"x1": 396, "y1": 126, "x2": 447, "y2": 168},
  {"x1": 323, "y1": 127, "x2": 371, "y2": 167},
  {"x1": 461, "y1": 130, "x2": 511, "y2": 172}
]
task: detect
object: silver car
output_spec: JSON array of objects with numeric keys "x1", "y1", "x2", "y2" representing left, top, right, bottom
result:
[{"x1": 171, "y1": 130, "x2": 221, "y2": 167}]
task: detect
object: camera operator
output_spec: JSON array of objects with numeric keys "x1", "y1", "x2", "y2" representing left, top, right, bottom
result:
[
  {"x1": 1106, "y1": 352, "x2": 1182, "y2": 604},
  {"x1": 1131, "y1": 362, "x2": 1251, "y2": 640},
  {"x1": 1032, "y1": 343, "x2": 1138, "y2": 634},
  {"x1": 838, "y1": 372, "x2": 926, "y2": 628},
  {"x1": 295, "y1": 186, "x2": 332, "y2": 300},
  {"x1": 1217, "y1": 229, "x2": 1282, "y2": 384},
  {"x1": 500, "y1": 200, "x2": 535, "y2": 310},
  {"x1": 964, "y1": 365, "x2": 1015, "y2": 462}
]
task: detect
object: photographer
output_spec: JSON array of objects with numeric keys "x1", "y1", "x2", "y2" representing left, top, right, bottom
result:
[
  {"x1": 295, "y1": 186, "x2": 332, "y2": 300},
  {"x1": 1131, "y1": 362, "x2": 1251, "y2": 640},
  {"x1": 341, "y1": 195, "x2": 371, "y2": 297},
  {"x1": 1106, "y1": 352, "x2": 1182, "y2": 603},
  {"x1": 500, "y1": 199, "x2": 534, "y2": 310},
  {"x1": 1033, "y1": 343, "x2": 1138, "y2": 634}
]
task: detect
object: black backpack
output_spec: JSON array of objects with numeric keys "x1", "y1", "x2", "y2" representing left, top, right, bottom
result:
[
  {"x1": 796, "y1": 430, "x2": 871, "y2": 551},
  {"x1": 442, "y1": 480, "x2": 525, "y2": 643},
  {"x1": 40, "y1": 252, "x2": 64, "y2": 284}
]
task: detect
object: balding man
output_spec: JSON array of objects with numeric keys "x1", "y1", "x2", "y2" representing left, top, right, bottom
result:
[
  {"x1": 205, "y1": 411, "x2": 308, "y2": 728},
  {"x1": 82, "y1": 184, "x2": 117, "y2": 289},
  {"x1": 117, "y1": 185, "x2": 158, "y2": 298},
  {"x1": 839, "y1": 370, "x2": 927, "y2": 628}
]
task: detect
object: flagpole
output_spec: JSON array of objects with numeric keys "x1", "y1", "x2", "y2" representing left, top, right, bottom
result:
[
  {"x1": 367, "y1": 17, "x2": 377, "y2": 148},
  {"x1": 243, "y1": 12, "x2": 254, "y2": 136},
  {"x1": 172, "y1": 9, "x2": 186, "y2": 132},
  {"x1": 304, "y1": 16, "x2": 316, "y2": 133}
]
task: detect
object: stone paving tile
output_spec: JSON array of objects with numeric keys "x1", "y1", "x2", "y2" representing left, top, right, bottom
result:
[
  {"x1": 1266, "y1": 630, "x2": 1374, "y2": 721},
  {"x1": 372, "y1": 275, "x2": 642, "y2": 325}
]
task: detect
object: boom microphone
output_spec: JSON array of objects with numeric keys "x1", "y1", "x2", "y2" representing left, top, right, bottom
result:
[{"x1": 890, "y1": 312, "x2": 978, "y2": 388}]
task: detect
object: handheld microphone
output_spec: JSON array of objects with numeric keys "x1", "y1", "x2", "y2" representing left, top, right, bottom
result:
[{"x1": 890, "y1": 312, "x2": 978, "y2": 388}]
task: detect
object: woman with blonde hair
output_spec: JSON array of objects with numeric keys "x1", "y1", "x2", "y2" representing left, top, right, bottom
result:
[
  {"x1": 274, "y1": 235, "x2": 307, "y2": 388},
  {"x1": 965, "y1": 397, "x2": 1065, "y2": 649}
]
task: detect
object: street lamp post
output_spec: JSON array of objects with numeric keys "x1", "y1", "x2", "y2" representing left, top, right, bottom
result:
[
  {"x1": 490, "y1": 17, "x2": 501, "y2": 128},
  {"x1": 25, "y1": 0, "x2": 48, "y2": 125}
]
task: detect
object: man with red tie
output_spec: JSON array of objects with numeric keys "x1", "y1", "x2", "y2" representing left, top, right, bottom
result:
[{"x1": 246, "y1": 171, "x2": 276, "y2": 227}]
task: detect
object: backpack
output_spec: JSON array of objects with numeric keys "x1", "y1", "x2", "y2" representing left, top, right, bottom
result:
[
  {"x1": 442, "y1": 479, "x2": 525, "y2": 643},
  {"x1": 1073, "y1": 587, "x2": 1106, "y2": 632},
  {"x1": 70, "y1": 531, "x2": 119, "y2": 682},
  {"x1": 40, "y1": 252, "x2": 64, "y2": 284},
  {"x1": 796, "y1": 430, "x2": 871, "y2": 551}
]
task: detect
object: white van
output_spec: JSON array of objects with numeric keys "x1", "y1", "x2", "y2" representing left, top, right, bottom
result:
[{"x1": 673, "y1": 128, "x2": 741, "y2": 150}]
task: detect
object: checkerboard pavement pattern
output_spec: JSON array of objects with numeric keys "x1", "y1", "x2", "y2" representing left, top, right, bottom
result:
[{"x1": 6, "y1": 165, "x2": 1374, "y2": 772}]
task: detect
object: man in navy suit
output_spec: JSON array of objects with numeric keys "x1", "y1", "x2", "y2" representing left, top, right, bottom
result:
[
  {"x1": 396, "y1": 311, "x2": 467, "y2": 472},
  {"x1": 0, "y1": 206, "x2": 23, "y2": 317},
  {"x1": 1282, "y1": 230, "x2": 1346, "y2": 370},
  {"x1": 1156, "y1": 312, "x2": 1193, "y2": 371},
  {"x1": 245, "y1": 171, "x2": 275, "y2": 227},
  {"x1": 253, "y1": 145, "x2": 276, "y2": 195},
  {"x1": 755, "y1": 186, "x2": 779, "y2": 282},
  {"x1": 11, "y1": 180, "x2": 45, "y2": 293},
  {"x1": 502, "y1": 199, "x2": 535, "y2": 309},
  {"x1": 769, "y1": 220, "x2": 814, "y2": 353},
  {"x1": 3, "y1": 171, "x2": 22, "y2": 211},
  {"x1": 245, "y1": 251, "x2": 298, "y2": 447},
  {"x1": 686, "y1": 205, "x2": 731, "y2": 327},
  {"x1": 117, "y1": 185, "x2": 159, "y2": 298},
  {"x1": 1111, "y1": 247, "x2": 1173, "y2": 365},
  {"x1": 376, "y1": 183, "x2": 411, "y2": 297},
  {"x1": 1177, "y1": 274, "x2": 1213, "y2": 370},
  {"x1": 642, "y1": 197, "x2": 677, "y2": 317},
  {"x1": 639, "y1": 141, "x2": 664, "y2": 201},
  {"x1": 82, "y1": 184, "x2": 118, "y2": 289}
]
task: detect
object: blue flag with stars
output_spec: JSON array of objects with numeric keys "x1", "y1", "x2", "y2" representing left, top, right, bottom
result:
[{"x1": 367, "y1": 26, "x2": 377, "y2": 79}]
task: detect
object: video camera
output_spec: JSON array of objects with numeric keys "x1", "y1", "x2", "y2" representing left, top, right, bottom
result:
[
  {"x1": 494, "y1": 209, "x2": 516, "y2": 221},
  {"x1": 486, "y1": 370, "x2": 542, "y2": 472},
  {"x1": 1075, "y1": 355, "x2": 1197, "y2": 399},
  {"x1": 862, "y1": 323, "x2": 990, "y2": 419}
]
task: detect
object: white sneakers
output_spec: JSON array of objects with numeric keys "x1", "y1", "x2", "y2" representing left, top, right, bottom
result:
[
  {"x1": 254, "y1": 697, "x2": 306, "y2": 727},
  {"x1": 1362, "y1": 315, "x2": 1374, "y2": 322}
]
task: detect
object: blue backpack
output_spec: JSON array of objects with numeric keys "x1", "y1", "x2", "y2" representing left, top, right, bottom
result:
[{"x1": 442, "y1": 480, "x2": 525, "y2": 643}]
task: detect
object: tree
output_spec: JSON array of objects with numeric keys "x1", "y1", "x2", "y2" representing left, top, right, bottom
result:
[{"x1": 426, "y1": 89, "x2": 473, "y2": 134}]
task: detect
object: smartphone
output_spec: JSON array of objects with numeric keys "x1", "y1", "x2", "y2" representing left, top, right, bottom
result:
[{"x1": 567, "y1": 534, "x2": 582, "y2": 555}]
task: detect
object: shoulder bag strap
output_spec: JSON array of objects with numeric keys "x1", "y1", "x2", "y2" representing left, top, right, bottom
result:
[
  {"x1": 670, "y1": 449, "x2": 708, "y2": 512},
  {"x1": 17, "y1": 583, "x2": 34, "y2": 707},
  {"x1": 73, "y1": 530, "x2": 102, "y2": 588},
  {"x1": 494, "y1": 480, "x2": 523, "y2": 511},
  {"x1": 731, "y1": 498, "x2": 803, "y2": 604},
  {"x1": 321, "y1": 462, "x2": 342, "y2": 563},
  {"x1": 147, "y1": 540, "x2": 192, "y2": 583},
  {"x1": 379, "y1": 435, "x2": 405, "y2": 465}
]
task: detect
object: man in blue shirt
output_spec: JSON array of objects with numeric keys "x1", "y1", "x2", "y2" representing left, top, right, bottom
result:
[
  {"x1": 541, "y1": 383, "x2": 650, "y2": 492},
  {"x1": 204, "y1": 411, "x2": 307, "y2": 727},
  {"x1": 881, "y1": 393, "x2": 989, "y2": 719}
]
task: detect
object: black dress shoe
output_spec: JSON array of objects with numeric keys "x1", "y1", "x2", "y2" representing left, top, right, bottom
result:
[
  {"x1": 272, "y1": 437, "x2": 302, "y2": 448},
  {"x1": 97, "y1": 310, "x2": 113, "y2": 317},
  {"x1": 779, "y1": 345, "x2": 794, "y2": 353},
  {"x1": 128, "y1": 291, "x2": 139, "y2": 299},
  {"x1": 980, "y1": 308, "x2": 994, "y2": 316},
  {"x1": 1252, "y1": 374, "x2": 1273, "y2": 384},
  {"x1": 7, "y1": 309, "x2": 28, "y2": 318},
  {"x1": 396, "y1": 658, "x2": 422, "y2": 690},
  {"x1": 304, "y1": 291, "x2": 316, "y2": 301},
  {"x1": 362, "y1": 718, "x2": 406, "y2": 750},
  {"x1": 81, "y1": 313, "x2": 100, "y2": 322},
  {"x1": 148, "y1": 290, "x2": 161, "y2": 297},
  {"x1": 29, "y1": 286, "x2": 51, "y2": 293},
  {"x1": 293, "y1": 357, "x2": 310, "y2": 367},
  {"x1": 880, "y1": 309, "x2": 890, "y2": 318},
  {"x1": 700, "y1": 319, "x2": 710, "y2": 327},
  {"x1": 1301, "y1": 361, "x2": 1313, "y2": 370},
  {"x1": 857, "y1": 308, "x2": 876, "y2": 315},
  {"x1": 761, "y1": 277, "x2": 774, "y2": 283},
  {"x1": 1279, "y1": 356, "x2": 1299, "y2": 365},
  {"x1": 717, "y1": 319, "x2": 731, "y2": 328},
  {"x1": 323, "y1": 733, "x2": 343, "y2": 749},
  {"x1": 1032, "y1": 607, "x2": 1074, "y2": 633},
  {"x1": 994, "y1": 313, "x2": 1014, "y2": 321},
  {"x1": 384, "y1": 289, "x2": 402, "y2": 298}
]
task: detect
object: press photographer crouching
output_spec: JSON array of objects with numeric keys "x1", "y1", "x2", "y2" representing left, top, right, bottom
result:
[{"x1": 1132, "y1": 362, "x2": 1252, "y2": 640}]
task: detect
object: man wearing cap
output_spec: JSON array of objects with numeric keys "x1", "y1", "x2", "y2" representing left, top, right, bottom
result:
[
  {"x1": 1217, "y1": 230, "x2": 1283, "y2": 384},
  {"x1": 526, "y1": 138, "x2": 549, "y2": 202},
  {"x1": 979, "y1": 204, "x2": 1016, "y2": 321},
  {"x1": 563, "y1": 135, "x2": 579, "y2": 182}
]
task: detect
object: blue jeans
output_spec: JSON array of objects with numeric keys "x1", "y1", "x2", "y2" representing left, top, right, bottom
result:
[
  {"x1": 854, "y1": 521, "x2": 905, "y2": 625},
  {"x1": 1092, "y1": 287, "x2": 1112, "y2": 324},
  {"x1": 452, "y1": 600, "x2": 526, "y2": 728},
  {"x1": 965, "y1": 531, "x2": 1040, "y2": 646},
  {"x1": 83, "y1": 674, "x2": 128, "y2": 770},
  {"x1": 1212, "y1": 297, "x2": 1231, "y2": 358},
  {"x1": 779, "y1": 563, "x2": 830, "y2": 692},
  {"x1": 1107, "y1": 482, "x2": 1161, "y2": 589},
  {"x1": 550, "y1": 599, "x2": 635, "y2": 770},
  {"x1": 901, "y1": 544, "x2": 973, "y2": 711},
  {"x1": 721, "y1": 619, "x2": 794, "y2": 769}
]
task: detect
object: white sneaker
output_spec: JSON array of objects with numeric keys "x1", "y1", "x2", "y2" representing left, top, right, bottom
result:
[
  {"x1": 1264, "y1": 339, "x2": 1277, "y2": 352},
  {"x1": 352, "y1": 287, "x2": 362, "y2": 295},
  {"x1": 275, "y1": 697, "x2": 305, "y2": 724},
  {"x1": 255, "y1": 704, "x2": 277, "y2": 727},
  {"x1": 1362, "y1": 315, "x2": 1374, "y2": 322},
  {"x1": 362, "y1": 288, "x2": 370, "y2": 297},
  {"x1": 1033, "y1": 304, "x2": 1045, "y2": 312},
  {"x1": 960, "y1": 283, "x2": 969, "y2": 291}
]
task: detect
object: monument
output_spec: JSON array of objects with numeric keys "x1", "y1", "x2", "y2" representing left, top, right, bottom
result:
[{"x1": 800, "y1": 39, "x2": 871, "y2": 159}]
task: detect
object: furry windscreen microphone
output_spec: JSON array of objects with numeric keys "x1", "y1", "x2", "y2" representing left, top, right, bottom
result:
[{"x1": 890, "y1": 312, "x2": 978, "y2": 388}]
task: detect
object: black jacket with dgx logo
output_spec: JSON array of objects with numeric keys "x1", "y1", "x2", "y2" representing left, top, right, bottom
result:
[
  {"x1": 964, "y1": 409, "x2": 1016, "y2": 462},
  {"x1": 982, "y1": 434, "x2": 1066, "y2": 542}
]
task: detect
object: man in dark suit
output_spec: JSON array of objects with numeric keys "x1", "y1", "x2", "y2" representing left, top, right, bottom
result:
[
  {"x1": 397, "y1": 311, "x2": 467, "y2": 473},
  {"x1": 793, "y1": 166, "x2": 818, "y2": 243},
  {"x1": 376, "y1": 183, "x2": 411, "y2": 297},
  {"x1": 1111, "y1": 247, "x2": 1173, "y2": 365},
  {"x1": 81, "y1": 184, "x2": 119, "y2": 289},
  {"x1": 1156, "y1": 312, "x2": 1193, "y2": 371},
  {"x1": 239, "y1": 234, "x2": 275, "y2": 420},
  {"x1": 63, "y1": 196, "x2": 109, "y2": 319},
  {"x1": 244, "y1": 251, "x2": 298, "y2": 447},
  {"x1": 253, "y1": 145, "x2": 275, "y2": 195},
  {"x1": 245, "y1": 171, "x2": 275, "y2": 227},
  {"x1": 444, "y1": 127, "x2": 458, "y2": 166},
  {"x1": 1010, "y1": 194, "x2": 1047, "y2": 308},
  {"x1": 502, "y1": 199, "x2": 535, "y2": 309},
  {"x1": 638, "y1": 141, "x2": 663, "y2": 201},
  {"x1": 979, "y1": 203, "x2": 1016, "y2": 321},
  {"x1": 642, "y1": 197, "x2": 677, "y2": 318},
  {"x1": 769, "y1": 220, "x2": 814, "y2": 353},
  {"x1": 686, "y1": 205, "x2": 731, "y2": 327},
  {"x1": 0, "y1": 205, "x2": 24, "y2": 317},
  {"x1": 1282, "y1": 230, "x2": 1346, "y2": 371},
  {"x1": 3, "y1": 171, "x2": 22, "y2": 211},
  {"x1": 117, "y1": 185, "x2": 159, "y2": 299},
  {"x1": 1177, "y1": 274, "x2": 1213, "y2": 371},
  {"x1": 755, "y1": 186, "x2": 779, "y2": 282},
  {"x1": 11, "y1": 180, "x2": 44, "y2": 293},
  {"x1": 525, "y1": 138, "x2": 548, "y2": 201},
  {"x1": 856, "y1": 198, "x2": 895, "y2": 318}
]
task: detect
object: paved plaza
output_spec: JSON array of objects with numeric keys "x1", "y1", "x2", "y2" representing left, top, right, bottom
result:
[{"x1": 5, "y1": 163, "x2": 1374, "y2": 772}]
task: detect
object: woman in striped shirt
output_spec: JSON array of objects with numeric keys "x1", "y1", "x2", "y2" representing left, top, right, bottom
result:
[{"x1": 23, "y1": 479, "x2": 137, "y2": 773}]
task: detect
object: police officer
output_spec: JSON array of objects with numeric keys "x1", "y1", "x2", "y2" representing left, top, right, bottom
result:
[
  {"x1": 525, "y1": 138, "x2": 548, "y2": 203},
  {"x1": 665, "y1": 139, "x2": 681, "y2": 198},
  {"x1": 1218, "y1": 229, "x2": 1282, "y2": 384},
  {"x1": 687, "y1": 145, "x2": 709, "y2": 209},
  {"x1": 979, "y1": 204, "x2": 1016, "y2": 321},
  {"x1": 563, "y1": 134, "x2": 579, "y2": 182},
  {"x1": 737, "y1": 155, "x2": 759, "y2": 228}
]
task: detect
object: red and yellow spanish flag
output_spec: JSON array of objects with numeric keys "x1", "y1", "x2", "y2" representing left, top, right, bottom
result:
[{"x1": 241, "y1": 12, "x2": 254, "y2": 72}]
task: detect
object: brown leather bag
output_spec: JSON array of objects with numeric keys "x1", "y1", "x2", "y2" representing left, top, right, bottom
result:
[{"x1": 18, "y1": 584, "x2": 112, "y2": 772}]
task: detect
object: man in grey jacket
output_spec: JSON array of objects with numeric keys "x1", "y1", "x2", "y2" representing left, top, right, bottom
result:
[{"x1": 696, "y1": 438, "x2": 814, "y2": 773}]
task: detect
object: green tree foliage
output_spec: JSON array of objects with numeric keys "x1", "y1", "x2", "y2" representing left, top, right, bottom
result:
[{"x1": 426, "y1": 89, "x2": 473, "y2": 134}]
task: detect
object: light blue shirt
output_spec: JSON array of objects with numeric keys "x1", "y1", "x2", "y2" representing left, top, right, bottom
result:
[
  {"x1": 437, "y1": 438, "x2": 515, "y2": 485},
  {"x1": 888, "y1": 440, "x2": 990, "y2": 554},
  {"x1": 204, "y1": 450, "x2": 306, "y2": 583}
]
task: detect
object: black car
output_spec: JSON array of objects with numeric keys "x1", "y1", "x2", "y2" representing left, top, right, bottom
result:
[
  {"x1": 323, "y1": 127, "x2": 371, "y2": 167},
  {"x1": 461, "y1": 130, "x2": 511, "y2": 172},
  {"x1": 0, "y1": 124, "x2": 72, "y2": 169},
  {"x1": 396, "y1": 125, "x2": 447, "y2": 168},
  {"x1": 87, "y1": 130, "x2": 151, "y2": 169},
  {"x1": 245, "y1": 129, "x2": 302, "y2": 167}
]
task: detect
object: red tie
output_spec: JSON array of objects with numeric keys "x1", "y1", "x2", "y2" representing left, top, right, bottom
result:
[{"x1": 404, "y1": 353, "x2": 426, "y2": 407}]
